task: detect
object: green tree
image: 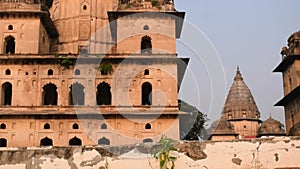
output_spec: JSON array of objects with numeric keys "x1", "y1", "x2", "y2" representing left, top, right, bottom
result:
[{"x1": 178, "y1": 99, "x2": 208, "y2": 140}]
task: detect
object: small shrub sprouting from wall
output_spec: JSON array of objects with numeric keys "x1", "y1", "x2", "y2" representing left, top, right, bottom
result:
[{"x1": 153, "y1": 136, "x2": 178, "y2": 169}]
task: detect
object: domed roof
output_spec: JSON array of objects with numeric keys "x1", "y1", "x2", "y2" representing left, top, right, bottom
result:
[
  {"x1": 288, "y1": 30, "x2": 300, "y2": 42},
  {"x1": 208, "y1": 118, "x2": 237, "y2": 136},
  {"x1": 257, "y1": 116, "x2": 285, "y2": 137},
  {"x1": 221, "y1": 67, "x2": 260, "y2": 120},
  {"x1": 289, "y1": 122, "x2": 300, "y2": 136}
]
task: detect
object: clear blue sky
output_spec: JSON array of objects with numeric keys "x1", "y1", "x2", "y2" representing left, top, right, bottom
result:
[{"x1": 175, "y1": 0, "x2": 300, "y2": 126}]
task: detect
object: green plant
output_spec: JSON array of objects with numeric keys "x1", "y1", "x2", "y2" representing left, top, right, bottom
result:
[
  {"x1": 98, "y1": 63, "x2": 113, "y2": 75},
  {"x1": 178, "y1": 99, "x2": 208, "y2": 140},
  {"x1": 59, "y1": 55, "x2": 75, "y2": 69},
  {"x1": 153, "y1": 136, "x2": 178, "y2": 169},
  {"x1": 151, "y1": 0, "x2": 160, "y2": 7}
]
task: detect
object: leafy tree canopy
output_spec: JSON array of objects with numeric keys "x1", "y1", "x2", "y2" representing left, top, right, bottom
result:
[{"x1": 178, "y1": 99, "x2": 208, "y2": 140}]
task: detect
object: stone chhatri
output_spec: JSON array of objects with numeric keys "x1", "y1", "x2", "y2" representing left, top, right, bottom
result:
[{"x1": 222, "y1": 67, "x2": 260, "y2": 120}]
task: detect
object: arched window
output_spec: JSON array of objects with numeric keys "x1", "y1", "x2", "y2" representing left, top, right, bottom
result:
[
  {"x1": 40, "y1": 137, "x2": 53, "y2": 146},
  {"x1": 96, "y1": 82, "x2": 112, "y2": 105},
  {"x1": 145, "y1": 123, "x2": 151, "y2": 129},
  {"x1": 143, "y1": 138, "x2": 153, "y2": 143},
  {"x1": 69, "y1": 83, "x2": 85, "y2": 105},
  {"x1": 42, "y1": 83, "x2": 57, "y2": 105},
  {"x1": 47, "y1": 69, "x2": 53, "y2": 75},
  {"x1": 142, "y1": 82, "x2": 152, "y2": 105},
  {"x1": 5, "y1": 69, "x2": 11, "y2": 75},
  {"x1": 83, "y1": 5, "x2": 87, "y2": 10},
  {"x1": 101, "y1": 123, "x2": 107, "y2": 129},
  {"x1": 44, "y1": 123, "x2": 50, "y2": 129},
  {"x1": 69, "y1": 137, "x2": 82, "y2": 146},
  {"x1": 141, "y1": 36, "x2": 152, "y2": 54},
  {"x1": 0, "y1": 138, "x2": 7, "y2": 147},
  {"x1": 1, "y1": 82, "x2": 12, "y2": 106},
  {"x1": 143, "y1": 25, "x2": 149, "y2": 30},
  {"x1": 74, "y1": 69, "x2": 80, "y2": 75},
  {"x1": 4, "y1": 36, "x2": 15, "y2": 54},
  {"x1": 144, "y1": 69, "x2": 149, "y2": 75},
  {"x1": 98, "y1": 137, "x2": 110, "y2": 145},
  {"x1": 0, "y1": 123, "x2": 6, "y2": 129},
  {"x1": 72, "y1": 123, "x2": 79, "y2": 129},
  {"x1": 8, "y1": 25, "x2": 13, "y2": 30}
]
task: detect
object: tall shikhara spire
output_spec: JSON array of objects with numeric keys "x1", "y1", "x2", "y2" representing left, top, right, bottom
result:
[{"x1": 222, "y1": 67, "x2": 260, "y2": 120}]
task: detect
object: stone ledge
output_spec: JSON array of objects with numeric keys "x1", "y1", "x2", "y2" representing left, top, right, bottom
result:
[{"x1": 0, "y1": 137, "x2": 300, "y2": 168}]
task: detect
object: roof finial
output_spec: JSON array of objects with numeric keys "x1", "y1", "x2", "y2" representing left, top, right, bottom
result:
[{"x1": 234, "y1": 66, "x2": 243, "y2": 80}]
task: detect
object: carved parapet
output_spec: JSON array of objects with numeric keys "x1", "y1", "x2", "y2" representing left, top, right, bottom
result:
[
  {"x1": 117, "y1": 0, "x2": 175, "y2": 11},
  {"x1": 0, "y1": 1, "x2": 41, "y2": 12}
]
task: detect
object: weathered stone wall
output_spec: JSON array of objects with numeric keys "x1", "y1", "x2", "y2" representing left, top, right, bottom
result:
[{"x1": 0, "y1": 137, "x2": 300, "y2": 169}]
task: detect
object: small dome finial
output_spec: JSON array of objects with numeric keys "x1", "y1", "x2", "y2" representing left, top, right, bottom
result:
[{"x1": 234, "y1": 66, "x2": 243, "y2": 80}]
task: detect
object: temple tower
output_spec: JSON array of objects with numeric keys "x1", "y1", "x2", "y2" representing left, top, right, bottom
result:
[{"x1": 221, "y1": 68, "x2": 261, "y2": 138}]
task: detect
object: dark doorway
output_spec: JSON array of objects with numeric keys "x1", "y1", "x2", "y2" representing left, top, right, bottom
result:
[
  {"x1": 0, "y1": 138, "x2": 7, "y2": 147},
  {"x1": 40, "y1": 137, "x2": 53, "y2": 146},
  {"x1": 141, "y1": 36, "x2": 152, "y2": 54},
  {"x1": 142, "y1": 82, "x2": 152, "y2": 105},
  {"x1": 69, "y1": 137, "x2": 82, "y2": 146},
  {"x1": 43, "y1": 83, "x2": 57, "y2": 105},
  {"x1": 2, "y1": 82, "x2": 12, "y2": 106},
  {"x1": 96, "y1": 82, "x2": 111, "y2": 105},
  {"x1": 143, "y1": 138, "x2": 153, "y2": 143},
  {"x1": 98, "y1": 137, "x2": 110, "y2": 145},
  {"x1": 4, "y1": 36, "x2": 15, "y2": 54},
  {"x1": 69, "y1": 83, "x2": 85, "y2": 105}
]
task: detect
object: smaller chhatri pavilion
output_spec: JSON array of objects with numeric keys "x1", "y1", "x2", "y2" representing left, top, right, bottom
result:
[{"x1": 209, "y1": 67, "x2": 286, "y2": 140}]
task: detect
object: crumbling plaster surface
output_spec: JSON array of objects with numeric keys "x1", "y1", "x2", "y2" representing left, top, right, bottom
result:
[{"x1": 0, "y1": 137, "x2": 300, "y2": 169}]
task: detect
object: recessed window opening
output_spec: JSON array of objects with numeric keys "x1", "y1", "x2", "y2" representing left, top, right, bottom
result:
[
  {"x1": 69, "y1": 137, "x2": 82, "y2": 146},
  {"x1": 101, "y1": 123, "x2": 107, "y2": 129},
  {"x1": 143, "y1": 25, "x2": 149, "y2": 30},
  {"x1": 141, "y1": 36, "x2": 152, "y2": 54},
  {"x1": 144, "y1": 69, "x2": 149, "y2": 75},
  {"x1": 142, "y1": 82, "x2": 152, "y2": 105},
  {"x1": 2, "y1": 82, "x2": 12, "y2": 106},
  {"x1": 96, "y1": 82, "x2": 112, "y2": 105},
  {"x1": 0, "y1": 123, "x2": 6, "y2": 129},
  {"x1": 4, "y1": 36, "x2": 15, "y2": 54},
  {"x1": 72, "y1": 123, "x2": 79, "y2": 129},
  {"x1": 5, "y1": 69, "x2": 11, "y2": 75},
  {"x1": 42, "y1": 83, "x2": 57, "y2": 105},
  {"x1": 145, "y1": 123, "x2": 151, "y2": 129},
  {"x1": 8, "y1": 25, "x2": 13, "y2": 30},
  {"x1": 44, "y1": 123, "x2": 50, "y2": 129},
  {"x1": 40, "y1": 137, "x2": 53, "y2": 146},
  {"x1": 74, "y1": 69, "x2": 80, "y2": 75},
  {"x1": 47, "y1": 69, "x2": 53, "y2": 75}
]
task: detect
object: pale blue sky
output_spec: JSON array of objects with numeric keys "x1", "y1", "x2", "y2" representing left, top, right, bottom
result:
[{"x1": 175, "y1": 0, "x2": 300, "y2": 126}]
